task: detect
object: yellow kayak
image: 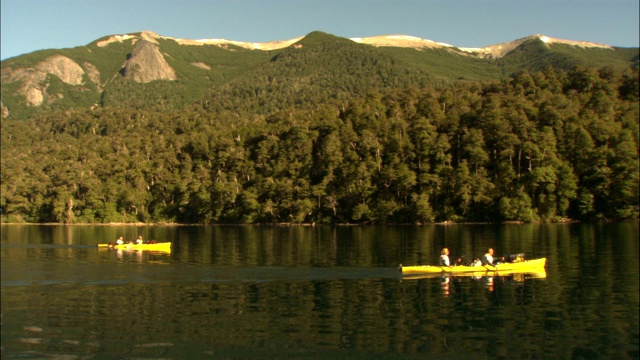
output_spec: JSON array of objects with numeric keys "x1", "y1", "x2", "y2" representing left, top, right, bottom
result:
[
  {"x1": 402, "y1": 269, "x2": 547, "y2": 280},
  {"x1": 97, "y1": 242, "x2": 171, "y2": 252},
  {"x1": 399, "y1": 258, "x2": 546, "y2": 275}
]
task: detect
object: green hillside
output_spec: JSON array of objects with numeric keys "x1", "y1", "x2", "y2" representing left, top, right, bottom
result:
[
  {"x1": 497, "y1": 38, "x2": 639, "y2": 72},
  {"x1": 1, "y1": 32, "x2": 638, "y2": 224},
  {"x1": 2, "y1": 31, "x2": 637, "y2": 120}
]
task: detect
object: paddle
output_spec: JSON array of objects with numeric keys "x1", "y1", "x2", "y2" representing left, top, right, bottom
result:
[{"x1": 482, "y1": 262, "x2": 498, "y2": 272}]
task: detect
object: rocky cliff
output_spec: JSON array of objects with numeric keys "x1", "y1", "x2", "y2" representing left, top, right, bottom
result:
[
  {"x1": 121, "y1": 39, "x2": 176, "y2": 83},
  {"x1": 1, "y1": 55, "x2": 89, "y2": 106}
]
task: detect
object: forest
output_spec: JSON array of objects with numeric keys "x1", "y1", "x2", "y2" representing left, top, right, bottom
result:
[{"x1": 1, "y1": 65, "x2": 638, "y2": 224}]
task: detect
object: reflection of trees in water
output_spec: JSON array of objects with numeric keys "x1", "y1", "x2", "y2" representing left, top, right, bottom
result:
[{"x1": 1, "y1": 223, "x2": 637, "y2": 358}]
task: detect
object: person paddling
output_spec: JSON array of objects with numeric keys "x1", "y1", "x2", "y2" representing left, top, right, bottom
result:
[
  {"x1": 482, "y1": 248, "x2": 496, "y2": 266},
  {"x1": 439, "y1": 248, "x2": 451, "y2": 266},
  {"x1": 439, "y1": 248, "x2": 461, "y2": 267}
]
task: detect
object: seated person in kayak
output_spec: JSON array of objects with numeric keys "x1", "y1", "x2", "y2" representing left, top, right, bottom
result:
[
  {"x1": 482, "y1": 248, "x2": 504, "y2": 265},
  {"x1": 107, "y1": 237, "x2": 125, "y2": 248},
  {"x1": 439, "y1": 248, "x2": 461, "y2": 266},
  {"x1": 136, "y1": 236, "x2": 144, "y2": 245}
]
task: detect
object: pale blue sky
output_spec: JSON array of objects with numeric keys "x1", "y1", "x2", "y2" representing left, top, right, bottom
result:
[{"x1": 1, "y1": 0, "x2": 638, "y2": 60}]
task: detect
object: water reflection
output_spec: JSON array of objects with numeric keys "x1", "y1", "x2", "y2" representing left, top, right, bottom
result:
[
  {"x1": 97, "y1": 247, "x2": 171, "y2": 264},
  {"x1": 427, "y1": 271, "x2": 547, "y2": 297},
  {"x1": 1, "y1": 223, "x2": 638, "y2": 359},
  {"x1": 440, "y1": 276, "x2": 451, "y2": 296}
]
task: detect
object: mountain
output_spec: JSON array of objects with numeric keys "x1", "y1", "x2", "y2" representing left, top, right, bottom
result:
[{"x1": 1, "y1": 30, "x2": 638, "y2": 119}]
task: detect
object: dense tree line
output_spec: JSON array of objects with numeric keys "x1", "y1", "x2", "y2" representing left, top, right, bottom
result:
[{"x1": 1, "y1": 65, "x2": 638, "y2": 223}]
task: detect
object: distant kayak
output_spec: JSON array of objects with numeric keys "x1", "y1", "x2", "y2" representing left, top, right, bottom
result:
[
  {"x1": 97, "y1": 242, "x2": 171, "y2": 252},
  {"x1": 399, "y1": 258, "x2": 546, "y2": 275}
]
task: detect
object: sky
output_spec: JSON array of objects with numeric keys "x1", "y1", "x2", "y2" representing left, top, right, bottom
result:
[{"x1": 1, "y1": 0, "x2": 638, "y2": 60}]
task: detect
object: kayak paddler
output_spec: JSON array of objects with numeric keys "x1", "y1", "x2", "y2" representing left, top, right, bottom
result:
[
  {"x1": 439, "y1": 248, "x2": 461, "y2": 266},
  {"x1": 482, "y1": 248, "x2": 504, "y2": 265}
]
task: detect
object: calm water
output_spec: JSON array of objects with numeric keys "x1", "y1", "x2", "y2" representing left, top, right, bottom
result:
[{"x1": 1, "y1": 223, "x2": 638, "y2": 359}]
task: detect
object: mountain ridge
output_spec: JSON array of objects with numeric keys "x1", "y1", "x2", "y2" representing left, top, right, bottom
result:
[
  {"x1": 94, "y1": 30, "x2": 616, "y2": 56},
  {"x1": 1, "y1": 30, "x2": 637, "y2": 119}
]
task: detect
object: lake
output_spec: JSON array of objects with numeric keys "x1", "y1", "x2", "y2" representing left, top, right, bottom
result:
[{"x1": 1, "y1": 223, "x2": 638, "y2": 359}]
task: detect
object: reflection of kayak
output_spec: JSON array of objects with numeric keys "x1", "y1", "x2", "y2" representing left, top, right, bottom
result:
[
  {"x1": 399, "y1": 258, "x2": 546, "y2": 275},
  {"x1": 403, "y1": 269, "x2": 547, "y2": 280},
  {"x1": 97, "y1": 242, "x2": 171, "y2": 252}
]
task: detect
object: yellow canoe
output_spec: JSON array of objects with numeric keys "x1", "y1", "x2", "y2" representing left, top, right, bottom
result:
[
  {"x1": 399, "y1": 258, "x2": 546, "y2": 275},
  {"x1": 97, "y1": 242, "x2": 171, "y2": 252}
]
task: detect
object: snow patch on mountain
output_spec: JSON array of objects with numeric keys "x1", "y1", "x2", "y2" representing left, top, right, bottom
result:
[
  {"x1": 351, "y1": 35, "x2": 454, "y2": 49},
  {"x1": 537, "y1": 34, "x2": 612, "y2": 48},
  {"x1": 184, "y1": 37, "x2": 304, "y2": 50},
  {"x1": 97, "y1": 34, "x2": 136, "y2": 47},
  {"x1": 460, "y1": 34, "x2": 613, "y2": 58}
]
